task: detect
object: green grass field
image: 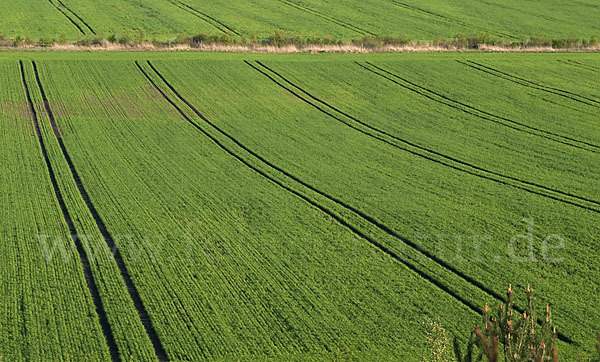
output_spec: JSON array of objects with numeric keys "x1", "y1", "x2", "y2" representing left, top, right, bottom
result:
[
  {"x1": 0, "y1": 50, "x2": 597, "y2": 360},
  {"x1": 1, "y1": 0, "x2": 599, "y2": 41}
]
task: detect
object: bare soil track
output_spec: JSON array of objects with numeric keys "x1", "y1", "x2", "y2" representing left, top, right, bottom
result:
[
  {"x1": 559, "y1": 59, "x2": 600, "y2": 72},
  {"x1": 20, "y1": 60, "x2": 119, "y2": 362},
  {"x1": 46, "y1": 0, "x2": 92, "y2": 36},
  {"x1": 31, "y1": 61, "x2": 168, "y2": 362},
  {"x1": 478, "y1": 0, "x2": 562, "y2": 23}
]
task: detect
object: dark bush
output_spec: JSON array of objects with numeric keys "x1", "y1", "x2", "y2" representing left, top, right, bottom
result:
[
  {"x1": 118, "y1": 29, "x2": 131, "y2": 45},
  {"x1": 38, "y1": 37, "x2": 53, "y2": 47},
  {"x1": 452, "y1": 34, "x2": 468, "y2": 48}
]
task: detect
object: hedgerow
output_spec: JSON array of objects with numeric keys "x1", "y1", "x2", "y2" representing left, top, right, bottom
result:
[{"x1": 1, "y1": 31, "x2": 599, "y2": 50}]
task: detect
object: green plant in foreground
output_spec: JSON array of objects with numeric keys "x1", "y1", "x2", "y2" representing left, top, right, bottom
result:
[{"x1": 454, "y1": 285, "x2": 557, "y2": 362}]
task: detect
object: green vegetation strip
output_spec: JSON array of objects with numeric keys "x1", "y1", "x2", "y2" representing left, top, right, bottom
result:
[{"x1": 2, "y1": 52, "x2": 597, "y2": 359}]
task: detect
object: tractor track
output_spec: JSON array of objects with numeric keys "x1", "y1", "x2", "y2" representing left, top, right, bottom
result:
[
  {"x1": 251, "y1": 60, "x2": 600, "y2": 213},
  {"x1": 390, "y1": 0, "x2": 517, "y2": 39},
  {"x1": 31, "y1": 61, "x2": 168, "y2": 362},
  {"x1": 559, "y1": 59, "x2": 600, "y2": 72},
  {"x1": 572, "y1": 0, "x2": 600, "y2": 9},
  {"x1": 460, "y1": 60, "x2": 600, "y2": 108},
  {"x1": 168, "y1": 0, "x2": 239, "y2": 35},
  {"x1": 20, "y1": 60, "x2": 119, "y2": 362},
  {"x1": 478, "y1": 0, "x2": 561, "y2": 23},
  {"x1": 360, "y1": 61, "x2": 600, "y2": 153},
  {"x1": 137, "y1": 59, "x2": 575, "y2": 344},
  {"x1": 47, "y1": 0, "x2": 86, "y2": 35},
  {"x1": 278, "y1": 0, "x2": 376, "y2": 36},
  {"x1": 55, "y1": 0, "x2": 96, "y2": 35},
  {"x1": 135, "y1": 59, "x2": 490, "y2": 326}
]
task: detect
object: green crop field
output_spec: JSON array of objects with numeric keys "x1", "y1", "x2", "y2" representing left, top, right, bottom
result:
[
  {"x1": 1, "y1": 0, "x2": 599, "y2": 42},
  {"x1": 1, "y1": 1, "x2": 600, "y2": 361},
  {"x1": 0, "y1": 50, "x2": 597, "y2": 360}
]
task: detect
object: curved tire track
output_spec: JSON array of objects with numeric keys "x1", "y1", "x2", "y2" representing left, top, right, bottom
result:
[
  {"x1": 139, "y1": 59, "x2": 575, "y2": 344},
  {"x1": 559, "y1": 59, "x2": 600, "y2": 72},
  {"x1": 168, "y1": 0, "x2": 239, "y2": 35},
  {"x1": 55, "y1": 0, "x2": 96, "y2": 35},
  {"x1": 47, "y1": 0, "x2": 86, "y2": 35},
  {"x1": 278, "y1": 0, "x2": 376, "y2": 36},
  {"x1": 478, "y1": 0, "x2": 562, "y2": 23},
  {"x1": 461, "y1": 60, "x2": 600, "y2": 108},
  {"x1": 135, "y1": 59, "x2": 491, "y2": 324},
  {"x1": 20, "y1": 60, "x2": 119, "y2": 362},
  {"x1": 32, "y1": 61, "x2": 168, "y2": 362},
  {"x1": 251, "y1": 60, "x2": 600, "y2": 213},
  {"x1": 361, "y1": 61, "x2": 600, "y2": 152}
]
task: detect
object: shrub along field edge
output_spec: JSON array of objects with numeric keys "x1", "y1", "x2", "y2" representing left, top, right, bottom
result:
[{"x1": 0, "y1": 32, "x2": 599, "y2": 52}]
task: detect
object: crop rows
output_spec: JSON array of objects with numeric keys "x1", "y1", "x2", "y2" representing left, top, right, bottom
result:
[
  {"x1": 460, "y1": 60, "x2": 600, "y2": 108},
  {"x1": 248, "y1": 60, "x2": 599, "y2": 215},
  {"x1": 359, "y1": 61, "x2": 600, "y2": 152},
  {"x1": 0, "y1": 61, "x2": 112, "y2": 360},
  {"x1": 1, "y1": 53, "x2": 598, "y2": 359},
  {"x1": 146, "y1": 56, "x2": 598, "y2": 353},
  {"x1": 1, "y1": 0, "x2": 600, "y2": 41},
  {"x1": 20, "y1": 58, "x2": 491, "y2": 360}
]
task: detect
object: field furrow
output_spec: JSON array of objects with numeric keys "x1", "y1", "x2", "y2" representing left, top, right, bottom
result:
[
  {"x1": 559, "y1": 59, "x2": 600, "y2": 72},
  {"x1": 55, "y1": 0, "x2": 95, "y2": 35},
  {"x1": 167, "y1": 0, "x2": 239, "y2": 35},
  {"x1": 390, "y1": 0, "x2": 516, "y2": 39},
  {"x1": 20, "y1": 60, "x2": 120, "y2": 361},
  {"x1": 264, "y1": 58, "x2": 600, "y2": 203}
]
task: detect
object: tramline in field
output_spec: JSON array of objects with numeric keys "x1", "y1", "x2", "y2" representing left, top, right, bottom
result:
[
  {"x1": 0, "y1": 52, "x2": 597, "y2": 360},
  {"x1": 1, "y1": 0, "x2": 600, "y2": 42}
]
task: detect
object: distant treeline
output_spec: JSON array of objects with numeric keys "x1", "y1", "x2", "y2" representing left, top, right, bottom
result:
[{"x1": 1, "y1": 30, "x2": 599, "y2": 50}]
